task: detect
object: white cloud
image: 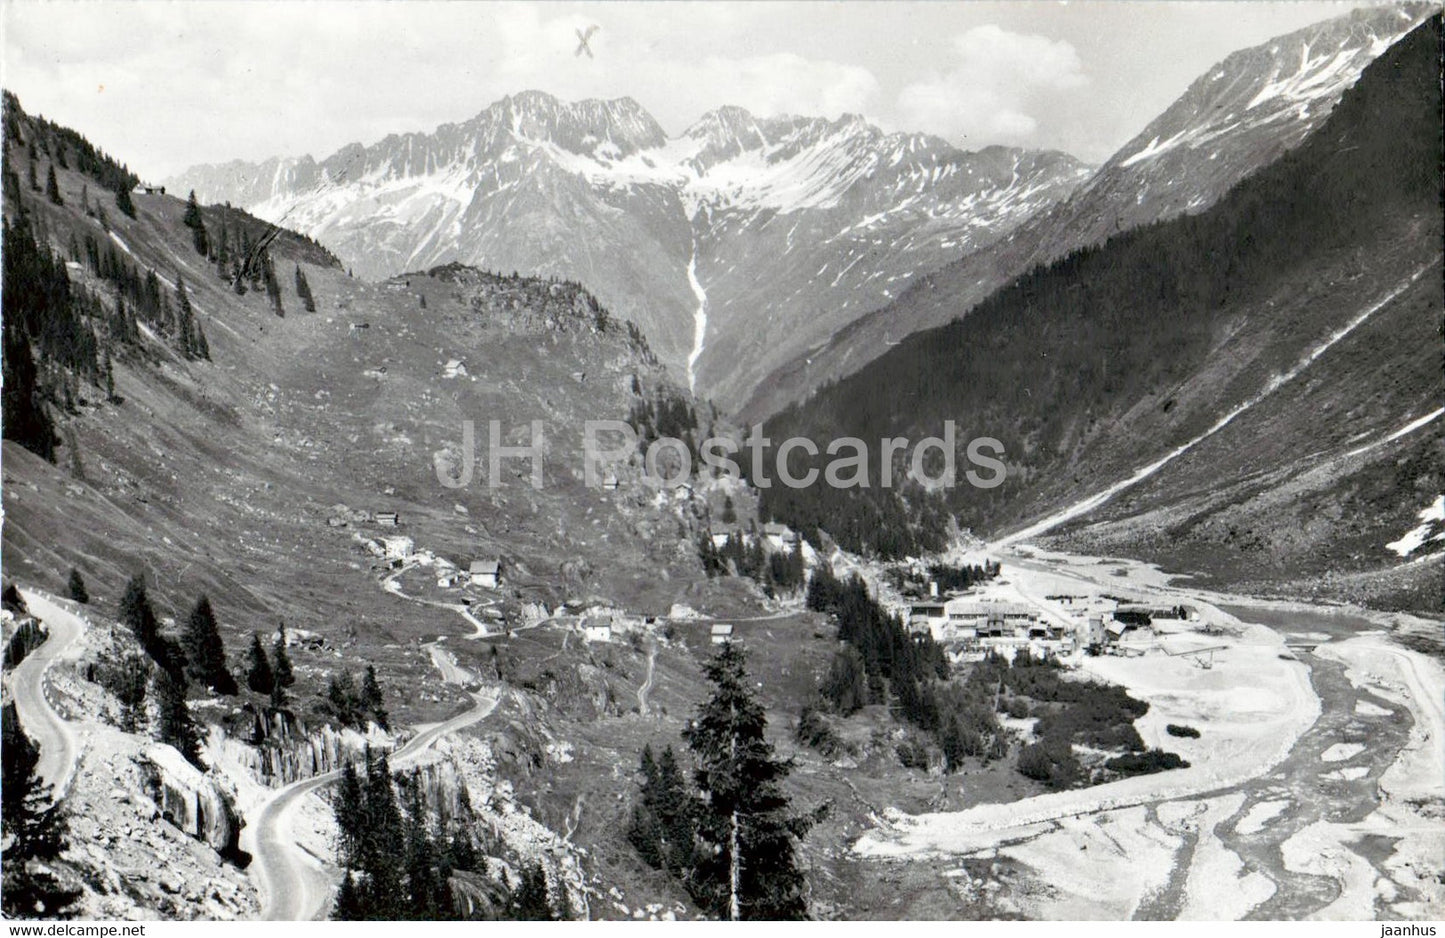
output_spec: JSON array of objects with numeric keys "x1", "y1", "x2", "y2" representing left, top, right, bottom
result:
[
  {"x1": 652, "y1": 53, "x2": 879, "y2": 124},
  {"x1": 897, "y1": 25, "x2": 1087, "y2": 146}
]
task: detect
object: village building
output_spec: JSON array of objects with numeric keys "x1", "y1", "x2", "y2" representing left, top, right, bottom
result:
[
  {"x1": 762, "y1": 522, "x2": 798, "y2": 551},
  {"x1": 581, "y1": 616, "x2": 613, "y2": 643},
  {"x1": 908, "y1": 602, "x2": 947, "y2": 635},
  {"x1": 943, "y1": 599, "x2": 1037, "y2": 639},
  {"x1": 379, "y1": 535, "x2": 414, "y2": 560},
  {"x1": 710, "y1": 623, "x2": 735, "y2": 645},
  {"x1": 470, "y1": 559, "x2": 501, "y2": 589}
]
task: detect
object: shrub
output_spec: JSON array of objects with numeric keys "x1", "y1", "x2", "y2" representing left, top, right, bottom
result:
[
  {"x1": 1104, "y1": 748, "x2": 1189, "y2": 777},
  {"x1": 796, "y1": 705, "x2": 845, "y2": 758},
  {"x1": 1166, "y1": 724, "x2": 1201, "y2": 738},
  {"x1": 896, "y1": 737, "x2": 931, "y2": 771},
  {"x1": 1016, "y1": 739, "x2": 1082, "y2": 789}
]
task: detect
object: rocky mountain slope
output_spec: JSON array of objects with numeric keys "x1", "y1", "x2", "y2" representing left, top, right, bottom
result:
[
  {"x1": 760, "y1": 14, "x2": 1443, "y2": 611},
  {"x1": 2, "y1": 91, "x2": 775, "y2": 920},
  {"x1": 747, "y1": 2, "x2": 1433, "y2": 420},
  {"x1": 167, "y1": 93, "x2": 1090, "y2": 409}
]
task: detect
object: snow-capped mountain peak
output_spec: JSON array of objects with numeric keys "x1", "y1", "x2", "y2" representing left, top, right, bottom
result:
[{"x1": 169, "y1": 92, "x2": 1093, "y2": 406}]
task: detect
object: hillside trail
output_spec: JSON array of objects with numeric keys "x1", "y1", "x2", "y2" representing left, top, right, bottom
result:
[{"x1": 637, "y1": 644, "x2": 656, "y2": 715}]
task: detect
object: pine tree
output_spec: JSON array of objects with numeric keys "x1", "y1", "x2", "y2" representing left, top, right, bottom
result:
[
  {"x1": 654, "y1": 745, "x2": 696, "y2": 874},
  {"x1": 684, "y1": 642, "x2": 812, "y2": 920},
  {"x1": 627, "y1": 745, "x2": 664, "y2": 867},
  {"x1": 295, "y1": 264, "x2": 316, "y2": 312},
  {"x1": 99, "y1": 652, "x2": 151, "y2": 732},
  {"x1": 1, "y1": 703, "x2": 79, "y2": 918},
  {"x1": 27, "y1": 157, "x2": 37, "y2": 191},
  {"x1": 260, "y1": 247, "x2": 283, "y2": 316},
  {"x1": 333, "y1": 870, "x2": 365, "y2": 920},
  {"x1": 191, "y1": 318, "x2": 210, "y2": 361},
  {"x1": 402, "y1": 775, "x2": 445, "y2": 920},
  {"x1": 118, "y1": 574, "x2": 175, "y2": 673},
  {"x1": 114, "y1": 184, "x2": 135, "y2": 219},
  {"x1": 2, "y1": 315, "x2": 56, "y2": 462},
  {"x1": 360, "y1": 664, "x2": 387, "y2": 730},
  {"x1": 2, "y1": 703, "x2": 67, "y2": 860},
  {"x1": 245, "y1": 632, "x2": 274, "y2": 695},
  {"x1": 821, "y1": 647, "x2": 868, "y2": 715},
  {"x1": 66, "y1": 567, "x2": 88, "y2": 604},
  {"x1": 154, "y1": 668, "x2": 204, "y2": 767},
  {"x1": 506, "y1": 863, "x2": 554, "y2": 920},
  {"x1": 362, "y1": 750, "x2": 406, "y2": 917},
  {"x1": 333, "y1": 761, "x2": 366, "y2": 868},
  {"x1": 183, "y1": 190, "x2": 208, "y2": 256},
  {"x1": 175, "y1": 278, "x2": 195, "y2": 352},
  {"x1": 272, "y1": 623, "x2": 295, "y2": 688},
  {"x1": 44, "y1": 164, "x2": 61, "y2": 205},
  {"x1": 182, "y1": 595, "x2": 237, "y2": 695}
]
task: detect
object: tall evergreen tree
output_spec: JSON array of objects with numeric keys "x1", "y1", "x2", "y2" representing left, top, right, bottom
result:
[
  {"x1": 215, "y1": 223, "x2": 229, "y2": 277},
  {"x1": 182, "y1": 595, "x2": 237, "y2": 695},
  {"x1": 154, "y1": 667, "x2": 205, "y2": 768},
  {"x1": 102, "y1": 347, "x2": 115, "y2": 402},
  {"x1": 1, "y1": 703, "x2": 79, "y2": 918},
  {"x1": 260, "y1": 247, "x2": 283, "y2": 316},
  {"x1": 114, "y1": 184, "x2": 135, "y2": 218},
  {"x1": 66, "y1": 567, "x2": 88, "y2": 604},
  {"x1": 117, "y1": 574, "x2": 177, "y2": 674},
  {"x1": 44, "y1": 163, "x2": 61, "y2": 205},
  {"x1": 360, "y1": 664, "x2": 387, "y2": 730},
  {"x1": 333, "y1": 761, "x2": 366, "y2": 868},
  {"x1": 99, "y1": 652, "x2": 151, "y2": 733},
  {"x1": 333, "y1": 870, "x2": 365, "y2": 920},
  {"x1": 295, "y1": 264, "x2": 316, "y2": 312},
  {"x1": 271, "y1": 623, "x2": 295, "y2": 688},
  {"x1": 684, "y1": 642, "x2": 812, "y2": 920},
  {"x1": 362, "y1": 749, "x2": 406, "y2": 917},
  {"x1": 402, "y1": 774, "x2": 449, "y2": 920},
  {"x1": 183, "y1": 190, "x2": 209, "y2": 256},
  {"x1": 1, "y1": 292, "x2": 56, "y2": 462},
  {"x1": 174, "y1": 278, "x2": 196, "y2": 353},
  {"x1": 245, "y1": 632, "x2": 274, "y2": 695},
  {"x1": 506, "y1": 863, "x2": 555, "y2": 921}
]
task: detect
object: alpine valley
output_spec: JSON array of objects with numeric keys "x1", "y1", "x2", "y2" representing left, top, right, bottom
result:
[{"x1": 2, "y1": 2, "x2": 1442, "y2": 925}]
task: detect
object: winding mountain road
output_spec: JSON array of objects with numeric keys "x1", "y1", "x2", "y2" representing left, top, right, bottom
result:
[
  {"x1": 247, "y1": 679, "x2": 501, "y2": 920},
  {"x1": 11, "y1": 589, "x2": 87, "y2": 797}
]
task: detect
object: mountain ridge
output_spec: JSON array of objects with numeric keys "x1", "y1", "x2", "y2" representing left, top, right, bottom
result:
[
  {"x1": 742, "y1": 1, "x2": 1433, "y2": 420},
  {"x1": 166, "y1": 91, "x2": 1092, "y2": 408}
]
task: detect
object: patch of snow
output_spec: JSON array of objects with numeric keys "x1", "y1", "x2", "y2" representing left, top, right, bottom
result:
[
  {"x1": 1386, "y1": 495, "x2": 1445, "y2": 557},
  {"x1": 1321, "y1": 742, "x2": 1365, "y2": 763}
]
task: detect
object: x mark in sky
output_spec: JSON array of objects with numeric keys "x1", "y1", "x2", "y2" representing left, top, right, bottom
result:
[{"x1": 575, "y1": 25, "x2": 598, "y2": 58}]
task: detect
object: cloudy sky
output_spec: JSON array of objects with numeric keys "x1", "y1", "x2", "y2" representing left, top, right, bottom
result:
[{"x1": 3, "y1": 1, "x2": 1380, "y2": 179}]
